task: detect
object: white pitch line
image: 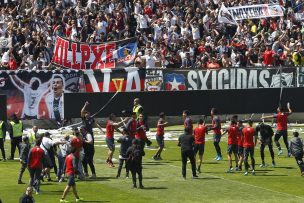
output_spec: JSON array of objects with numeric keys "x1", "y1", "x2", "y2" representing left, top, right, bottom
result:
[{"x1": 155, "y1": 160, "x2": 304, "y2": 200}]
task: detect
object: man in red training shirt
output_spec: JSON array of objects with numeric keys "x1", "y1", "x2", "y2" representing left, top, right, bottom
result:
[
  {"x1": 71, "y1": 127, "x2": 84, "y2": 179},
  {"x1": 262, "y1": 103, "x2": 292, "y2": 156},
  {"x1": 60, "y1": 147, "x2": 83, "y2": 203},
  {"x1": 223, "y1": 120, "x2": 239, "y2": 173},
  {"x1": 135, "y1": 114, "x2": 149, "y2": 152},
  {"x1": 27, "y1": 138, "x2": 45, "y2": 194},
  {"x1": 105, "y1": 113, "x2": 126, "y2": 167},
  {"x1": 242, "y1": 120, "x2": 257, "y2": 176},
  {"x1": 153, "y1": 112, "x2": 168, "y2": 160},
  {"x1": 193, "y1": 119, "x2": 207, "y2": 173}
]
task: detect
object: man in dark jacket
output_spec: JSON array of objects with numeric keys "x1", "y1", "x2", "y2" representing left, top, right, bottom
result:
[
  {"x1": 289, "y1": 132, "x2": 304, "y2": 176},
  {"x1": 116, "y1": 128, "x2": 133, "y2": 179},
  {"x1": 126, "y1": 139, "x2": 145, "y2": 188},
  {"x1": 18, "y1": 136, "x2": 30, "y2": 184},
  {"x1": 256, "y1": 123, "x2": 276, "y2": 167},
  {"x1": 178, "y1": 127, "x2": 198, "y2": 179},
  {"x1": 19, "y1": 186, "x2": 34, "y2": 203},
  {"x1": 0, "y1": 120, "x2": 6, "y2": 161}
]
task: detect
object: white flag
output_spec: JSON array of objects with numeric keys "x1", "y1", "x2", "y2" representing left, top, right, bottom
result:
[
  {"x1": 0, "y1": 37, "x2": 12, "y2": 49},
  {"x1": 218, "y1": 4, "x2": 238, "y2": 25}
]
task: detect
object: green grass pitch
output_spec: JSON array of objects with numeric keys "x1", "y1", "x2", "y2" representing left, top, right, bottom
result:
[{"x1": 0, "y1": 127, "x2": 304, "y2": 203}]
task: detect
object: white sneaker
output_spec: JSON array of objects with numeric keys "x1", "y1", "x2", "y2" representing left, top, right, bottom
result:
[
  {"x1": 259, "y1": 163, "x2": 266, "y2": 168},
  {"x1": 278, "y1": 150, "x2": 283, "y2": 156},
  {"x1": 244, "y1": 171, "x2": 248, "y2": 176},
  {"x1": 252, "y1": 170, "x2": 256, "y2": 176}
]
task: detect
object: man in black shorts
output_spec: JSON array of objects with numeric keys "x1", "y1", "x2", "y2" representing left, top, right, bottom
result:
[{"x1": 256, "y1": 122, "x2": 276, "y2": 167}]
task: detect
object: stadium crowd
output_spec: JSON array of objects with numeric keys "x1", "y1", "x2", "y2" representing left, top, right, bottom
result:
[{"x1": 0, "y1": 0, "x2": 304, "y2": 70}]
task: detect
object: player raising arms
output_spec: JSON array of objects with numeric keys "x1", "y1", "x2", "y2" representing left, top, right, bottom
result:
[{"x1": 262, "y1": 103, "x2": 292, "y2": 157}]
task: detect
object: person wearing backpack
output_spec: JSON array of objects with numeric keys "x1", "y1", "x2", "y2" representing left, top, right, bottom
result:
[{"x1": 126, "y1": 139, "x2": 145, "y2": 189}]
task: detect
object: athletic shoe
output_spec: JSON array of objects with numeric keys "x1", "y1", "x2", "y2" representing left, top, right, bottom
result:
[
  {"x1": 157, "y1": 156, "x2": 163, "y2": 160},
  {"x1": 278, "y1": 150, "x2": 283, "y2": 156},
  {"x1": 84, "y1": 173, "x2": 89, "y2": 177},
  {"x1": 259, "y1": 163, "x2": 266, "y2": 168},
  {"x1": 272, "y1": 162, "x2": 276, "y2": 167},
  {"x1": 252, "y1": 170, "x2": 256, "y2": 176},
  {"x1": 90, "y1": 174, "x2": 96, "y2": 179},
  {"x1": 197, "y1": 168, "x2": 201, "y2": 174},
  {"x1": 139, "y1": 185, "x2": 145, "y2": 189},
  {"x1": 132, "y1": 185, "x2": 137, "y2": 189},
  {"x1": 227, "y1": 168, "x2": 233, "y2": 173},
  {"x1": 126, "y1": 175, "x2": 129, "y2": 179},
  {"x1": 214, "y1": 156, "x2": 219, "y2": 160},
  {"x1": 244, "y1": 171, "x2": 248, "y2": 176},
  {"x1": 235, "y1": 167, "x2": 240, "y2": 171},
  {"x1": 288, "y1": 152, "x2": 292, "y2": 157},
  {"x1": 60, "y1": 199, "x2": 69, "y2": 203},
  {"x1": 59, "y1": 177, "x2": 64, "y2": 183},
  {"x1": 216, "y1": 156, "x2": 223, "y2": 161},
  {"x1": 18, "y1": 180, "x2": 25, "y2": 184},
  {"x1": 192, "y1": 175, "x2": 199, "y2": 179},
  {"x1": 76, "y1": 197, "x2": 84, "y2": 202}
]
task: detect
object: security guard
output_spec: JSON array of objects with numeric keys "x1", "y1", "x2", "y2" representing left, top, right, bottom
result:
[
  {"x1": 9, "y1": 114, "x2": 23, "y2": 160},
  {"x1": 0, "y1": 120, "x2": 6, "y2": 161},
  {"x1": 28, "y1": 126, "x2": 39, "y2": 147},
  {"x1": 133, "y1": 98, "x2": 144, "y2": 119}
]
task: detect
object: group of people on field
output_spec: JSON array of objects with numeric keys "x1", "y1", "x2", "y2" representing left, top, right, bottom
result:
[
  {"x1": 1, "y1": 98, "x2": 304, "y2": 203},
  {"x1": 178, "y1": 104, "x2": 304, "y2": 178}
]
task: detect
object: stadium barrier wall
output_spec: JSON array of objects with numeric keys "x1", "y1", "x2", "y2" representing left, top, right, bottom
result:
[{"x1": 63, "y1": 87, "x2": 304, "y2": 118}]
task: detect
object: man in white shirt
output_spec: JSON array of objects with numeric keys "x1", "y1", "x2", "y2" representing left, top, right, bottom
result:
[{"x1": 141, "y1": 49, "x2": 157, "y2": 69}]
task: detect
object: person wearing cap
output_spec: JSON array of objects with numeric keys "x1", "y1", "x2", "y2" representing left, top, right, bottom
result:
[
  {"x1": 80, "y1": 125, "x2": 96, "y2": 179},
  {"x1": 40, "y1": 132, "x2": 66, "y2": 181},
  {"x1": 19, "y1": 187, "x2": 35, "y2": 203},
  {"x1": 0, "y1": 120, "x2": 6, "y2": 161},
  {"x1": 9, "y1": 114, "x2": 24, "y2": 160},
  {"x1": 18, "y1": 136, "x2": 30, "y2": 184},
  {"x1": 178, "y1": 126, "x2": 198, "y2": 179},
  {"x1": 289, "y1": 131, "x2": 304, "y2": 176}
]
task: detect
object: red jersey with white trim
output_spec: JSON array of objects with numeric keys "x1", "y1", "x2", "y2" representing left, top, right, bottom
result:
[
  {"x1": 227, "y1": 125, "x2": 238, "y2": 145},
  {"x1": 28, "y1": 146, "x2": 45, "y2": 169},
  {"x1": 276, "y1": 112, "x2": 289, "y2": 131},
  {"x1": 242, "y1": 127, "x2": 255, "y2": 148},
  {"x1": 212, "y1": 116, "x2": 221, "y2": 135},
  {"x1": 194, "y1": 124, "x2": 207, "y2": 144},
  {"x1": 65, "y1": 154, "x2": 76, "y2": 176},
  {"x1": 106, "y1": 120, "x2": 115, "y2": 139},
  {"x1": 156, "y1": 118, "x2": 165, "y2": 137}
]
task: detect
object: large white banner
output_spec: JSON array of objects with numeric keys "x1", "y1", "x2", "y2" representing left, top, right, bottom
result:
[{"x1": 227, "y1": 4, "x2": 284, "y2": 20}]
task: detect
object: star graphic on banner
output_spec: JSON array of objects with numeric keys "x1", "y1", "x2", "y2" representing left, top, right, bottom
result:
[{"x1": 169, "y1": 77, "x2": 181, "y2": 90}]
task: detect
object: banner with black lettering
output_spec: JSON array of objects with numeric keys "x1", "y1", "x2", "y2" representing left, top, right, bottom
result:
[
  {"x1": 84, "y1": 68, "x2": 145, "y2": 92},
  {"x1": 52, "y1": 36, "x2": 137, "y2": 69},
  {"x1": 0, "y1": 70, "x2": 83, "y2": 120},
  {"x1": 144, "y1": 69, "x2": 164, "y2": 91},
  {"x1": 187, "y1": 68, "x2": 296, "y2": 90},
  {"x1": 227, "y1": 4, "x2": 284, "y2": 20}
]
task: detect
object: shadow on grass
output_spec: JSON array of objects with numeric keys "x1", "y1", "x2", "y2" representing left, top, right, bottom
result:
[
  {"x1": 257, "y1": 174, "x2": 288, "y2": 177},
  {"x1": 82, "y1": 201, "x2": 110, "y2": 203},
  {"x1": 142, "y1": 163, "x2": 169, "y2": 166},
  {"x1": 144, "y1": 161, "x2": 172, "y2": 164},
  {"x1": 274, "y1": 166, "x2": 295, "y2": 169},
  {"x1": 141, "y1": 186, "x2": 168, "y2": 190},
  {"x1": 41, "y1": 190, "x2": 62, "y2": 194},
  {"x1": 83, "y1": 177, "x2": 116, "y2": 182},
  {"x1": 203, "y1": 162, "x2": 220, "y2": 165},
  {"x1": 195, "y1": 177, "x2": 221, "y2": 180}
]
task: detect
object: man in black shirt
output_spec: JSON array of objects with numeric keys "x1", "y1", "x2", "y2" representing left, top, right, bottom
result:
[
  {"x1": 178, "y1": 127, "x2": 198, "y2": 179},
  {"x1": 80, "y1": 101, "x2": 104, "y2": 136},
  {"x1": 0, "y1": 120, "x2": 6, "y2": 161},
  {"x1": 116, "y1": 128, "x2": 133, "y2": 179},
  {"x1": 256, "y1": 123, "x2": 275, "y2": 167}
]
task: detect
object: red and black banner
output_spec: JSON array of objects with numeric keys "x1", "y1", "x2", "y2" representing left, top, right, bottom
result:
[
  {"x1": 52, "y1": 36, "x2": 137, "y2": 69},
  {"x1": 84, "y1": 68, "x2": 146, "y2": 92}
]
